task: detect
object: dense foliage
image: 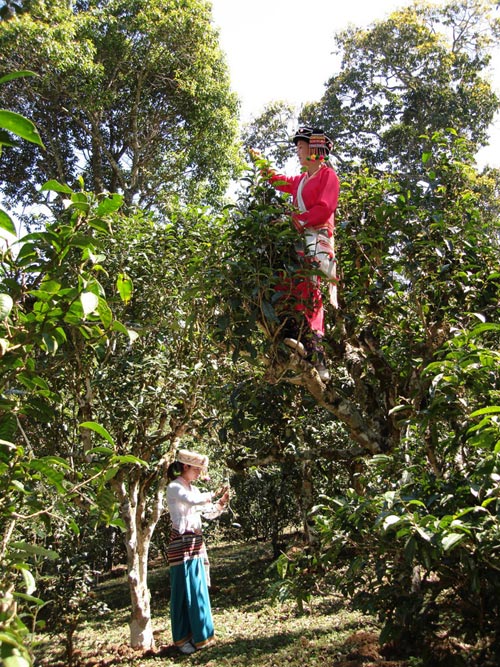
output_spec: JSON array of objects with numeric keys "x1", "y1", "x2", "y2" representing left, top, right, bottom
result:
[
  {"x1": 211, "y1": 3, "x2": 500, "y2": 661},
  {"x1": 0, "y1": 0, "x2": 240, "y2": 214},
  {"x1": 0, "y1": 174, "x2": 132, "y2": 666},
  {"x1": 1, "y1": 0, "x2": 500, "y2": 665},
  {"x1": 308, "y1": 0, "x2": 499, "y2": 175}
]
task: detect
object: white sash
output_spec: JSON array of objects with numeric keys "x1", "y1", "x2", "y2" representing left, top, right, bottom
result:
[{"x1": 295, "y1": 175, "x2": 338, "y2": 307}]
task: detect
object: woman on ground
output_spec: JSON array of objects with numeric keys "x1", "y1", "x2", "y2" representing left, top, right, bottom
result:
[
  {"x1": 166, "y1": 449, "x2": 229, "y2": 655},
  {"x1": 263, "y1": 126, "x2": 340, "y2": 382}
]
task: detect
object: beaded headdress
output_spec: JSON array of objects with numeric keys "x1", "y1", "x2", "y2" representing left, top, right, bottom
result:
[{"x1": 292, "y1": 126, "x2": 333, "y2": 161}]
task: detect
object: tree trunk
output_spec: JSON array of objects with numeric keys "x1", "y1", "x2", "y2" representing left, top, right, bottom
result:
[
  {"x1": 266, "y1": 355, "x2": 386, "y2": 454},
  {"x1": 127, "y1": 530, "x2": 154, "y2": 649},
  {"x1": 111, "y1": 462, "x2": 170, "y2": 650},
  {"x1": 300, "y1": 457, "x2": 319, "y2": 550}
]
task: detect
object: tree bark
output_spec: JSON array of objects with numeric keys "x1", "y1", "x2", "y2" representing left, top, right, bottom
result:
[
  {"x1": 127, "y1": 529, "x2": 154, "y2": 649},
  {"x1": 266, "y1": 355, "x2": 385, "y2": 454},
  {"x1": 111, "y1": 460, "x2": 170, "y2": 650},
  {"x1": 300, "y1": 457, "x2": 319, "y2": 550}
]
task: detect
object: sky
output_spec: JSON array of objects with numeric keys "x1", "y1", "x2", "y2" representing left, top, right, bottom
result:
[{"x1": 210, "y1": 0, "x2": 500, "y2": 169}]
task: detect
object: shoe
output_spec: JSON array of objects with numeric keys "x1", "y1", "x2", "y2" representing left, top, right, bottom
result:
[
  {"x1": 315, "y1": 362, "x2": 330, "y2": 382},
  {"x1": 178, "y1": 640, "x2": 196, "y2": 654},
  {"x1": 195, "y1": 637, "x2": 216, "y2": 650},
  {"x1": 284, "y1": 338, "x2": 306, "y2": 357}
]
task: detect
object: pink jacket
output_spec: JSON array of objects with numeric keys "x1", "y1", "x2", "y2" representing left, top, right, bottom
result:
[{"x1": 269, "y1": 166, "x2": 340, "y2": 234}]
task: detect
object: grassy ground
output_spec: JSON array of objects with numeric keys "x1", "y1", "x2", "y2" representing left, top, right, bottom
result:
[{"x1": 34, "y1": 540, "x2": 409, "y2": 667}]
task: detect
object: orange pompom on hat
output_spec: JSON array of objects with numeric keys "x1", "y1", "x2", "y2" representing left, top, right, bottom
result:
[{"x1": 176, "y1": 448, "x2": 209, "y2": 470}]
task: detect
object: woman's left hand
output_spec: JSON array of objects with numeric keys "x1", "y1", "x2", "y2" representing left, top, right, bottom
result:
[{"x1": 218, "y1": 489, "x2": 230, "y2": 507}]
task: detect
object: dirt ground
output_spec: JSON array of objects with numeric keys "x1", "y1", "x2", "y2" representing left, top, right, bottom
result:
[{"x1": 34, "y1": 541, "x2": 454, "y2": 667}]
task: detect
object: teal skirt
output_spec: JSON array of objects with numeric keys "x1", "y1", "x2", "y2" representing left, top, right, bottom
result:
[{"x1": 169, "y1": 555, "x2": 214, "y2": 648}]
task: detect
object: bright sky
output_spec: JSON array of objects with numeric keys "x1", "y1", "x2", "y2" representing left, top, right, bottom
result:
[{"x1": 210, "y1": 0, "x2": 500, "y2": 169}]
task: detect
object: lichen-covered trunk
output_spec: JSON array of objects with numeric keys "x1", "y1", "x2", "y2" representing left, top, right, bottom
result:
[
  {"x1": 127, "y1": 529, "x2": 154, "y2": 649},
  {"x1": 112, "y1": 466, "x2": 170, "y2": 651}
]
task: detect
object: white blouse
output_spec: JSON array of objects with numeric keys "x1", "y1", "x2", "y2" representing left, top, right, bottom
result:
[{"x1": 167, "y1": 479, "x2": 224, "y2": 534}]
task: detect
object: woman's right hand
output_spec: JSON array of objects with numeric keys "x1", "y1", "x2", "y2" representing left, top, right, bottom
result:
[{"x1": 249, "y1": 148, "x2": 275, "y2": 180}]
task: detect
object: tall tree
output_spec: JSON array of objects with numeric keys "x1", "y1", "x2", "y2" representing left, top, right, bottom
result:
[
  {"x1": 304, "y1": 0, "x2": 499, "y2": 175},
  {"x1": 226, "y1": 129, "x2": 500, "y2": 449},
  {"x1": 0, "y1": 0, "x2": 240, "y2": 214},
  {"x1": 216, "y1": 1, "x2": 500, "y2": 657},
  {"x1": 0, "y1": 180, "x2": 132, "y2": 667},
  {"x1": 17, "y1": 202, "x2": 234, "y2": 651},
  {"x1": 0, "y1": 1, "x2": 242, "y2": 654},
  {"x1": 227, "y1": 0, "x2": 500, "y2": 458}
]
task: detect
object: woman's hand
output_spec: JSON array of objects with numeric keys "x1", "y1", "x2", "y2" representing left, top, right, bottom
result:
[
  {"x1": 249, "y1": 148, "x2": 275, "y2": 180},
  {"x1": 291, "y1": 214, "x2": 302, "y2": 233},
  {"x1": 215, "y1": 485, "x2": 230, "y2": 507}
]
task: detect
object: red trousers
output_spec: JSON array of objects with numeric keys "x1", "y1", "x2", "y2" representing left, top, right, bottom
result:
[{"x1": 275, "y1": 271, "x2": 324, "y2": 336}]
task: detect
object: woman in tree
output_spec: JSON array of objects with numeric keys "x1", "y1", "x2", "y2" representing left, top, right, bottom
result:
[
  {"x1": 262, "y1": 126, "x2": 340, "y2": 381},
  {"x1": 166, "y1": 449, "x2": 229, "y2": 654}
]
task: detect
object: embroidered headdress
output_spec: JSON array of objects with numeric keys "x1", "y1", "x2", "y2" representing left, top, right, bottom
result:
[{"x1": 292, "y1": 126, "x2": 333, "y2": 159}]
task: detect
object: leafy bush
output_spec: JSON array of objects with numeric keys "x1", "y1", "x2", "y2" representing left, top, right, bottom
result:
[
  {"x1": 0, "y1": 72, "x2": 131, "y2": 666},
  {"x1": 279, "y1": 323, "x2": 500, "y2": 663},
  {"x1": 229, "y1": 466, "x2": 302, "y2": 555},
  {"x1": 39, "y1": 523, "x2": 111, "y2": 667}
]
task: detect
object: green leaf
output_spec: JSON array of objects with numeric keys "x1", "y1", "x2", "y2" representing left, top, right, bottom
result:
[
  {"x1": 0, "y1": 71, "x2": 37, "y2": 85},
  {"x1": 12, "y1": 592, "x2": 45, "y2": 605},
  {"x1": 470, "y1": 323, "x2": 500, "y2": 335},
  {"x1": 0, "y1": 293, "x2": 13, "y2": 319},
  {"x1": 29, "y1": 459, "x2": 65, "y2": 492},
  {"x1": 261, "y1": 300, "x2": 278, "y2": 322},
  {"x1": 96, "y1": 487, "x2": 118, "y2": 523},
  {"x1": 0, "y1": 632, "x2": 20, "y2": 647},
  {"x1": 68, "y1": 518, "x2": 80, "y2": 535},
  {"x1": 0, "y1": 209, "x2": 16, "y2": 236},
  {"x1": 387, "y1": 404, "x2": 409, "y2": 415},
  {"x1": 70, "y1": 191, "x2": 90, "y2": 213},
  {"x1": 38, "y1": 279, "x2": 61, "y2": 295},
  {"x1": 442, "y1": 533, "x2": 466, "y2": 552},
  {"x1": 9, "y1": 542, "x2": 59, "y2": 560},
  {"x1": 96, "y1": 194, "x2": 123, "y2": 216},
  {"x1": 108, "y1": 517, "x2": 126, "y2": 530},
  {"x1": 111, "y1": 454, "x2": 149, "y2": 467},
  {"x1": 36, "y1": 454, "x2": 71, "y2": 469},
  {"x1": 87, "y1": 445, "x2": 115, "y2": 455},
  {"x1": 79, "y1": 421, "x2": 115, "y2": 446},
  {"x1": 80, "y1": 291, "x2": 99, "y2": 315},
  {"x1": 382, "y1": 514, "x2": 401, "y2": 530},
  {"x1": 88, "y1": 217, "x2": 111, "y2": 233},
  {"x1": 41, "y1": 332, "x2": 59, "y2": 355},
  {"x1": 112, "y1": 320, "x2": 139, "y2": 344},
  {"x1": 470, "y1": 406, "x2": 500, "y2": 417},
  {"x1": 367, "y1": 454, "x2": 393, "y2": 465},
  {"x1": 97, "y1": 296, "x2": 113, "y2": 328},
  {"x1": 407, "y1": 499, "x2": 427, "y2": 508},
  {"x1": 0, "y1": 439, "x2": 16, "y2": 449},
  {"x1": 18, "y1": 566, "x2": 36, "y2": 595},
  {"x1": 116, "y1": 273, "x2": 133, "y2": 304},
  {"x1": 2, "y1": 652, "x2": 31, "y2": 667},
  {"x1": 415, "y1": 526, "x2": 433, "y2": 542},
  {"x1": 0, "y1": 110, "x2": 44, "y2": 147},
  {"x1": 0, "y1": 129, "x2": 16, "y2": 148},
  {"x1": 40, "y1": 180, "x2": 73, "y2": 194}
]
